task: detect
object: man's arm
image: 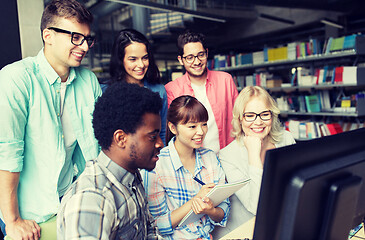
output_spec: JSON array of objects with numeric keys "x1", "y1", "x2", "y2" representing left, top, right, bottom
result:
[
  {"x1": 0, "y1": 171, "x2": 40, "y2": 240},
  {"x1": 0, "y1": 66, "x2": 40, "y2": 240}
]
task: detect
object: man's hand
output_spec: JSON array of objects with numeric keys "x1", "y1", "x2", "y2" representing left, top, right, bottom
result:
[{"x1": 5, "y1": 218, "x2": 40, "y2": 240}]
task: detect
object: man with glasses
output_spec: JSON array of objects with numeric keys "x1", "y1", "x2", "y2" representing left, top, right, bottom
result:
[
  {"x1": 165, "y1": 30, "x2": 238, "y2": 153},
  {"x1": 0, "y1": 0, "x2": 101, "y2": 239}
]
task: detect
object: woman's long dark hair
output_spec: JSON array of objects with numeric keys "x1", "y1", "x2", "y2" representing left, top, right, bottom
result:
[
  {"x1": 166, "y1": 95, "x2": 209, "y2": 143},
  {"x1": 109, "y1": 29, "x2": 160, "y2": 85}
]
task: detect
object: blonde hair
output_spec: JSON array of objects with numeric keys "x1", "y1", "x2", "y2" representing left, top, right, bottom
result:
[{"x1": 231, "y1": 86, "x2": 283, "y2": 144}]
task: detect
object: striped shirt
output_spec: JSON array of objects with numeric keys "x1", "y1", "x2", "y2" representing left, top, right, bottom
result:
[
  {"x1": 57, "y1": 151, "x2": 162, "y2": 239},
  {"x1": 141, "y1": 138, "x2": 230, "y2": 240}
]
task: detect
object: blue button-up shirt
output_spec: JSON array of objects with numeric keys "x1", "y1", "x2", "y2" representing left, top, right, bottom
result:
[{"x1": 0, "y1": 49, "x2": 101, "y2": 223}]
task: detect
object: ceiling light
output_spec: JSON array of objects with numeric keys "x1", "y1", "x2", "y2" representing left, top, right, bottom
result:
[
  {"x1": 106, "y1": 0, "x2": 226, "y2": 23},
  {"x1": 320, "y1": 18, "x2": 344, "y2": 29}
]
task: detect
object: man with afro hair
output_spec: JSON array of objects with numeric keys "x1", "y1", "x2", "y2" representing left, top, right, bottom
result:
[{"x1": 57, "y1": 83, "x2": 164, "y2": 239}]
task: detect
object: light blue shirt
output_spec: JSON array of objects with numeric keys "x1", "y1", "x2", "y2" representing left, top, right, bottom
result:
[
  {"x1": 0, "y1": 49, "x2": 101, "y2": 223},
  {"x1": 141, "y1": 138, "x2": 230, "y2": 240},
  {"x1": 144, "y1": 81, "x2": 168, "y2": 145}
]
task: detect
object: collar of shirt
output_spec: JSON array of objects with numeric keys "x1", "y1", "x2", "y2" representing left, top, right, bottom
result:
[
  {"x1": 167, "y1": 137, "x2": 206, "y2": 177},
  {"x1": 37, "y1": 49, "x2": 77, "y2": 86},
  {"x1": 184, "y1": 68, "x2": 212, "y2": 88},
  {"x1": 97, "y1": 151, "x2": 143, "y2": 191}
]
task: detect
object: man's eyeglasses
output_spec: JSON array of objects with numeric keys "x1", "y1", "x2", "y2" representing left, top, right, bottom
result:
[
  {"x1": 181, "y1": 51, "x2": 207, "y2": 64},
  {"x1": 48, "y1": 27, "x2": 95, "y2": 48},
  {"x1": 242, "y1": 110, "x2": 272, "y2": 122}
]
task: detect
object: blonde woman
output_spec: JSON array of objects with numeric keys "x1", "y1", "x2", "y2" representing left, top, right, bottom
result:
[{"x1": 213, "y1": 86, "x2": 295, "y2": 237}]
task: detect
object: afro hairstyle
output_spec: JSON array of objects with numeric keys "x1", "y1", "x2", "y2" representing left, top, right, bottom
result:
[{"x1": 93, "y1": 82, "x2": 162, "y2": 150}]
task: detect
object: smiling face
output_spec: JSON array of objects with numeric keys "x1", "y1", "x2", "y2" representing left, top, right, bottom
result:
[
  {"x1": 123, "y1": 42, "x2": 149, "y2": 86},
  {"x1": 127, "y1": 113, "x2": 163, "y2": 172},
  {"x1": 43, "y1": 17, "x2": 92, "y2": 79},
  {"x1": 170, "y1": 120, "x2": 208, "y2": 151},
  {"x1": 178, "y1": 42, "x2": 207, "y2": 79},
  {"x1": 241, "y1": 97, "x2": 272, "y2": 140}
]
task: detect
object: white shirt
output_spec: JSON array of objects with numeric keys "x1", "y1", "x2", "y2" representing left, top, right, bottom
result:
[
  {"x1": 58, "y1": 81, "x2": 77, "y2": 197},
  {"x1": 191, "y1": 83, "x2": 220, "y2": 153},
  {"x1": 212, "y1": 131, "x2": 296, "y2": 239}
]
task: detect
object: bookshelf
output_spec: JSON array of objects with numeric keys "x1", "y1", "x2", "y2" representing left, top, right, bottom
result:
[
  {"x1": 216, "y1": 51, "x2": 361, "y2": 72},
  {"x1": 211, "y1": 34, "x2": 365, "y2": 140}
]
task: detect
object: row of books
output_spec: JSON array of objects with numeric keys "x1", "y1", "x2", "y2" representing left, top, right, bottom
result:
[
  {"x1": 285, "y1": 120, "x2": 365, "y2": 140},
  {"x1": 323, "y1": 34, "x2": 358, "y2": 54},
  {"x1": 284, "y1": 120, "x2": 364, "y2": 140},
  {"x1": 293, "y1": 66, "x2": 361, "y2": 86},
  {"x1": 233, "y1": 65, "x2": 362, "y2": 90},
  {"x1": 276, "y1": 91, "x2": 364, "y2": 114},
  {"x1": 208, "y1": 34, "x2": 363, "y2": 69},
  {"x1": 232, "y1": 72, "x2": 280, "y2": 89}
]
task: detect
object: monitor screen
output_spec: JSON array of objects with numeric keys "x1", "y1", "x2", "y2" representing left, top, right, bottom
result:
[{"x1": 253, "y1": 128, "x2": 365, "y2": 240}]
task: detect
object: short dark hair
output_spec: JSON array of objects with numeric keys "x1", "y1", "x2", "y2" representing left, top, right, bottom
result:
[
  {"x1": 93, "y1": 83, "x2": 162, "y2": 150},
  {"x1": 166, "y1": 95, "x2": 208, "y2": 143},
  {"x1": 40, "y1": 0, "x2": 93, "y2": 32},
  {"x1": 109, "y1": 29, "x2": 161, "y2": 86},
  {"x1": 177, "y1": 29, "x2": 206, "y2": 56}
]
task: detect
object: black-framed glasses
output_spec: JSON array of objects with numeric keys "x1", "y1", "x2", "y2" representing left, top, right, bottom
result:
[
  {"x1": 182, "y1": 51, "x2": 207, "y2": 64},
  {"x1": 48, "y1": 27, "x2": 95, "y2": 48},
  {"x1": 243, "y1": 110, "x2": 272, "y2": 122}
]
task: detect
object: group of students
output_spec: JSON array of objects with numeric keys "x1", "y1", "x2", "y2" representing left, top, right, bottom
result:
[{"x1": 0, "y1": 0, "x2": 296, "y2": 239}]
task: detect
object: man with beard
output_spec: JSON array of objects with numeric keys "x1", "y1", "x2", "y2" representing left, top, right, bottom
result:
[
  {"x1": 165, "y1": 30, "x2": 238, "y2": 153},
  {"x1": 57, "y1": 83, "x2": 164, "y2": 239}
]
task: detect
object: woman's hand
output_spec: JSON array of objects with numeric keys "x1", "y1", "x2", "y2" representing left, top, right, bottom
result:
[
  {"x1": 243, "y1": 135, "x2": 263, "y2": 168},
  {"x1": 191, "y1": 196, "x2": 225, "y2": 223},
  {"x1": 195, "y1": 183, "x2": 215, "y2": 199},
  {"x1": 191, "y1": 196, "x2": 214, "y2": 215}
]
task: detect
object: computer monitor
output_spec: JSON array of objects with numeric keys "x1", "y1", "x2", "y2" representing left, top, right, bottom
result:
[{"x1": 253, "y1": 128, "x2": 365, "y2": 240}]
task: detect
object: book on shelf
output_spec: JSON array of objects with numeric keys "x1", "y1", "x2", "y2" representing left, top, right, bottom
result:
[
  {"x1": 286, "y1": 120, "x2": 353, "y2": 140},
  {"x1": 326, "y1": 123, "x2": 343, "y2": 135},
  {"x1": 266, "y1": 79, "x2": 282, "y2": 88},
  {"x1": 342, "y1": 66, "x2": 357, "y2": 84},
  {"x1": 316, "y1": 68, "x2": 324, "y2": 85},
  {"x1": 319, "y1": 123, "x2": 330, "y2": 136},
  {"x1": 263, "y1": 47, "x2": 269, "y2": 62},
  {"x1": 253, "y1": 51, "x2": 264, "y2": 64},
  {"x1": 245, "y1": 75, "x2": 254, "y2": 86},
  {"x1": 287, "y1": 42, "x2": 297, "y2": 60},
  {"x1": 318, "y1": 90, "x2": 332, "y2": 111},
  {"x1": 287, "y1": 96, "x2": 300, "y2": 112},
  {"x1": 330, "y1": 36, "x2": 345, "y2": 53},
  {"x1": 290, "y1": 69, "x2": 297, "y2": 86},
  {"x1": 325, "y1": 66, "x2": 335, "y2": 84},
  {"x1": 305, "y1": 95, "x2": 321, "y2": 113},
  {"x1": 334, "y1": 66, "x2": 344, "y2": 84},
  {"x1": 343, "y1": 34, "x2": 357, "y2": 50},
  {"x1": 297, "y1": 67, "x2": 315, "y2": 86},
  {"x1": 299, "y1": 122, "x2": 307, "y2": 139},
  {"x1": 324, "y1": 37, "x2": 333, "y2": 54},
  {"x1": 178, "y1": 179, "x2": 251, "y2": 227}
]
